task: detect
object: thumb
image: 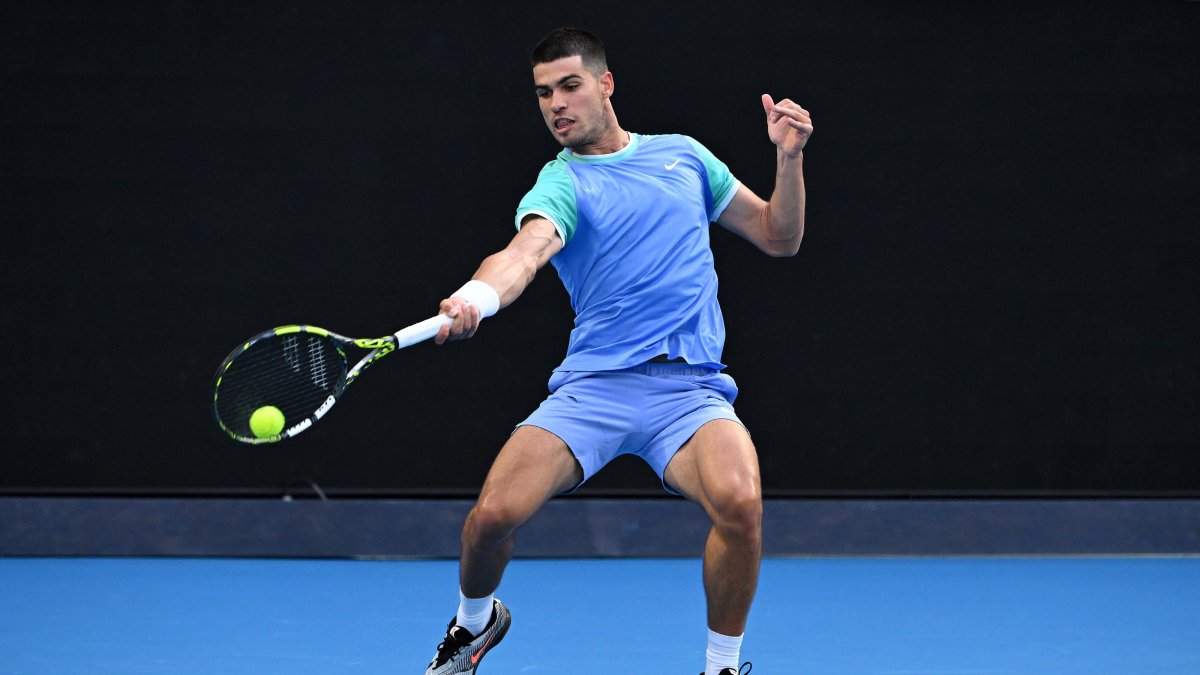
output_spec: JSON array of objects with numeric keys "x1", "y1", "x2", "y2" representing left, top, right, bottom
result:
[{"x1": 761, "y1": 93, "x2": 775, "y2": 116}]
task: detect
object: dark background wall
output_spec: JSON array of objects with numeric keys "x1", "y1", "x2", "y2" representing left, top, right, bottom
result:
[{"x1": 2, "y1": 1, "x2": 1197, "y2": 497}]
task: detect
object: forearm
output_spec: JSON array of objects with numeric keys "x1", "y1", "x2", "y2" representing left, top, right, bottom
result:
[
  {"x1": 436, "y1": 220, "x2": 559, "y2": 343},
  {"x1": 466, "y1": 217, "x2": 562, "y2": 309},
  {"x1": 470, "y1": 248, "x2": 541, "y2": 309},
  {"x1": 759, "y1": 149, "x2": 805, "y2": 255}
]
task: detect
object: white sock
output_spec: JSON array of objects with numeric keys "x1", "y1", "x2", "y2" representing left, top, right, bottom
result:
[
  {"x1": 706, "y1": 628, "x2": 743, "y2": 675},
  {"x1": 455, "y1": 590, "x2": 494, "y2": 636}
]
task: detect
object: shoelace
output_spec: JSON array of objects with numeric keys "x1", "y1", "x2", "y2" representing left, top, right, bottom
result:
[{"x1": 431, "y1": 625, "x2": 471, "y2": 666}]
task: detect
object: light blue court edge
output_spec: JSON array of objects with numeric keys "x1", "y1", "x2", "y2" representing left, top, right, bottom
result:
[{"x1": 1, "y1": 557, "x2": 1198, "y2": 674}]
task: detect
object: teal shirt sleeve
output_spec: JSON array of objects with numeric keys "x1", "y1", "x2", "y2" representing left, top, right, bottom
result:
[
  {"x1": 515, "y1": 159, "x2": 578, "y2": 246},
  {"x1": 684, "y1": 136, "x2": 739, "y2": 221}
]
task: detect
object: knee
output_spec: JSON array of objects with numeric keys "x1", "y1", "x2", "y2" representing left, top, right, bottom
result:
[
  {"x1": 708, "y1": 483, "x2": 763, "y2": 540},
  {"x1": 462, "y1": 499, "x2": 522, "y2": 549}
]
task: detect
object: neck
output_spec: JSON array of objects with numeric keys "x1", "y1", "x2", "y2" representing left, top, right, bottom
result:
[
  {"x1": 572, "y1": 127, "x2": 629, "y2": 156},
  {"x1": 570, "y1": 107, "x2": 628, "y2": 155}
]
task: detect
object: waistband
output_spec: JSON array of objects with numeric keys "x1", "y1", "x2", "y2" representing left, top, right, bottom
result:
[{"x1": 623, "y1": 362, "x2": 720, "y2": 377}]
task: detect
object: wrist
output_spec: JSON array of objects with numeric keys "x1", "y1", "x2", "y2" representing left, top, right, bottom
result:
[
  {"x1": 778, "y1": 145, "x2": 804, "y2": 161},
  {"x1": 451, "y1": 280, "x2": 501, "y2": 318}
]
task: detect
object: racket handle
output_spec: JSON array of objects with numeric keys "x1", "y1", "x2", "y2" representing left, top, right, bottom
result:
[{"x1": 393, "y1": 314, "x2": 454, "y2": 348}]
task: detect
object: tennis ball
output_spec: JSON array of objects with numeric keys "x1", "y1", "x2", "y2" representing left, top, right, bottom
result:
[{"x1": 249, "y1": 405, "x2": 286, "y2": 438}]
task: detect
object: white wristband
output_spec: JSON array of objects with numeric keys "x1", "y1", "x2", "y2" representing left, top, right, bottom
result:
[{"x1": 451, "y1": 280, "x2": 501, "y2": 318}]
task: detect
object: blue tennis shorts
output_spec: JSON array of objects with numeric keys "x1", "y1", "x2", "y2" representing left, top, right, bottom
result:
[{"x1": 516, "y1": 362, "x2": 745, "y2": 494}]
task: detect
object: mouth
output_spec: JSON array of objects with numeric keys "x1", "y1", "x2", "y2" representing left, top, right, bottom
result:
[{"x1": 553, "y1": 117, "x2": 575, "y2": 134}]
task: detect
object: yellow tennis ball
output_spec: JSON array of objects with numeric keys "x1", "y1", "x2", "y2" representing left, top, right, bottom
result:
[{"x1": 249, "y1": 405, "x2": 286, "y2": 438}]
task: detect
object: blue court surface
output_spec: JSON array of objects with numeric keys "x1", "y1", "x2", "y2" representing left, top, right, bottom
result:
[{"x1": 2, "y1": 556, "x2": 1198, "y2": 674}]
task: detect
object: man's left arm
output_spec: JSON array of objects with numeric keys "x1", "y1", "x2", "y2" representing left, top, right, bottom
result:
[{"x1": 716, "y1": 94, "x2": 813, "y2": 257}]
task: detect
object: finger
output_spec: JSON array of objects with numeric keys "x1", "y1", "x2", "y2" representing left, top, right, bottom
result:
[
  {"x1": 771, "y1": 97, "x2": 811, "y2": 116},
  {"x1": 761, "y1": 93, "x2": 775, "y2": 116},
  {"x1": 771, "y1": 105, "x2": 810, "y2": 122},
  {"x1": 765, "y1": 101, "x2": 786, "y2": 125},
  {"x1": 438, "y1": 298, "x2": 474, "y2": 342},
  {"x1": 449, "y1": 303, "x2": 481, "y2": 341},
  {"x1": 464, "y1": 304, "x2": 481, "y2": 335}
]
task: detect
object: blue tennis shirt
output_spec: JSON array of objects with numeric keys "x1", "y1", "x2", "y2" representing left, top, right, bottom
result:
[{"x1": 515, "y1": 133, "x2": 740, "y2": 373}]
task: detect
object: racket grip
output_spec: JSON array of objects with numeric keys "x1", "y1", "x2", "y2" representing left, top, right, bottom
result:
[{"x1": 393, "y1": 314, "x2": 454, "y2": 348}]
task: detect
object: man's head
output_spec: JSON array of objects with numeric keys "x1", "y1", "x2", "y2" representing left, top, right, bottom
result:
[
  {"x1": 531, "y1": 27, "x2": 608, "y2": 77},
  {"x1": 530, "y1": 28, "x2": 620, "y2": 154}
]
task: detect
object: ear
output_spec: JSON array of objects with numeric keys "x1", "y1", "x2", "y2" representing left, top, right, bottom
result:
[{"x1": 600, "y1": 71, "x2": 614, "y2": 98}]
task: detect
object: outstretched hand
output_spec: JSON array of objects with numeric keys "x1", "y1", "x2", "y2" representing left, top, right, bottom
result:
[{"x1": 762, "y1": 94, "x2": 812, "y2": 157}]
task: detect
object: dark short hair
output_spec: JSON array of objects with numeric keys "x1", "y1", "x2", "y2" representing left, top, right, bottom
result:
[{"x1": 531, "y1": 27, "x2": 608, "y2": 75}]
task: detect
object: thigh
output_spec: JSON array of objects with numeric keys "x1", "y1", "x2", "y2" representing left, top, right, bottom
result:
[
  {"x1": 662, "y1": 419, "x2": 761, "y2": 512},
  {"x1": 475, "y1": 425, "x2": 584, "y2": 524},
  {"x1": 637, "y1": 371, "x2": 743, "y2": 493},
  {"x1": 517, "y1": 372, "x2": 641, "y2": 486}
]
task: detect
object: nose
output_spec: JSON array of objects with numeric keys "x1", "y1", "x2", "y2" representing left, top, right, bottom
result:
[{"x1": 550, "y1": 90, "x2": 567, "y2": 113}]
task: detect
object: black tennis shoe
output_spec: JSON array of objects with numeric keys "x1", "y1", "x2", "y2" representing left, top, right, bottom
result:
[{"x1": 424, "y1": 599, "x2": 510, "y2": 674}]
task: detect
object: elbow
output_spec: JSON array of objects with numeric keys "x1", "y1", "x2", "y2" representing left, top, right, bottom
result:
[
  {"x1": 764, "y1": 233, "x2": 802, "y2": 257},
  {"x1": 757, "y1": 207, "x2": 803, "y2": 257},
  {"x1": 772, "y1": 241, "x2": 802, "y2": 258}
]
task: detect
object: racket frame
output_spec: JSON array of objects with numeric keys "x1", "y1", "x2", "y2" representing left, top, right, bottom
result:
[{"x1": 212, "y1": 315, "x2": 450, "y2": 444}]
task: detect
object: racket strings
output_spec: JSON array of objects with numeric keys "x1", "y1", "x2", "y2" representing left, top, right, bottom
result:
[
  {"x1": 307, "y1": 336, "x2": 331, "y2": 391},
  {"x1": 214, "y1": 334, "x2": 347, "y2": 437}
]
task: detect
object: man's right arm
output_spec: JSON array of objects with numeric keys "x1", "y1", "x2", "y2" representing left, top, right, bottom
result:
[{"x1": 435, "y1": 216, "x2": 563, "y2": 344}]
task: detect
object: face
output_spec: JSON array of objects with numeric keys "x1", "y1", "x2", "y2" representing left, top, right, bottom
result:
[{"x1": 532, "y1": 55, "x2": 614, "y2": 151}]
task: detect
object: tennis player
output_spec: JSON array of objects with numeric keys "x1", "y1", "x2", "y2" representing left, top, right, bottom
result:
[{"x1": 424, "y1": 27, "x2": 811, "y2": 675}]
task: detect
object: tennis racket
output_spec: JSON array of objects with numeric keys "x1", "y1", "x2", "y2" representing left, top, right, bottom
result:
[{"x1": 212, "y1": 314, "x2": 451, "y2": 444}]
